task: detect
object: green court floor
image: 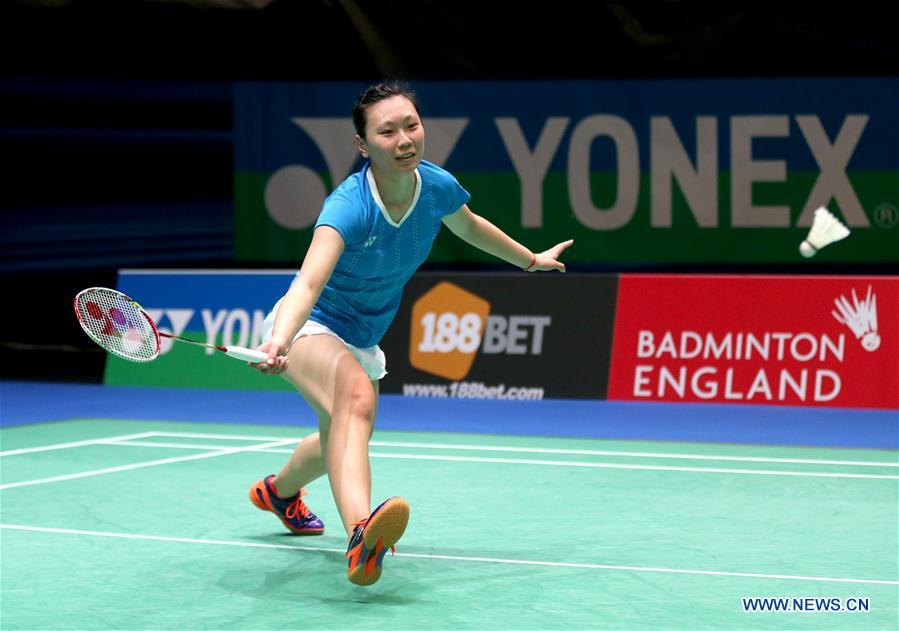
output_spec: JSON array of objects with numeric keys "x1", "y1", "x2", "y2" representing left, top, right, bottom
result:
[{"x1": 2, "y1": 419, "x2": 897, "y2": 630}]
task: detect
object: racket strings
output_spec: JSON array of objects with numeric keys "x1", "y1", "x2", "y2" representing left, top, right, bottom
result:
[{"x1": 75, "y1": 288, "x2": 159, "y2": 362}]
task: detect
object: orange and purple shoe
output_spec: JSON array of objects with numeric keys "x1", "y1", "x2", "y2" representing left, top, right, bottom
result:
[
  {"x1": 249, "y1": 475, "x2": 324, "y2": 535},
  {"x1": 346, "y1": 497, "x2": 410, "y2": 586}
]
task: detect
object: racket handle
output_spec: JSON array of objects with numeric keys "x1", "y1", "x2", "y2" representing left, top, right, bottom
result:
[{"x1": 222, "y1": 346, "x2": 269, "y2": 363}]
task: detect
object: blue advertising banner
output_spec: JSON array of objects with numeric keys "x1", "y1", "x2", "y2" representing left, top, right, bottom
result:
[{"x1": 106, "y1": 270, "x2": 296, "y2": 390}]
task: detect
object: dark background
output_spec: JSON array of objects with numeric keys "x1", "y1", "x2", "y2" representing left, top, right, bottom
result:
[{"x1": 3, "y1": 0, "x2": 897, "y2": 383}]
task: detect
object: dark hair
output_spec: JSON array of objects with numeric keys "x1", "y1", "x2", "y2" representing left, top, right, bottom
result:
[{"x1": 352, "y1": 82, "x2": 421, "y2": 139}]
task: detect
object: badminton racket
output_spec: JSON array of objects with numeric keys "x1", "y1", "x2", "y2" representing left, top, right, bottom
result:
[{"x1": 74, "y1": 287, "x2": 268, "y2": 364}]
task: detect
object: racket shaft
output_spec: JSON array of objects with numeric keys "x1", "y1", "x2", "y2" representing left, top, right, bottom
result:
[{"x1": 159, "y1": 332, "x2": 267, "y2": 363}]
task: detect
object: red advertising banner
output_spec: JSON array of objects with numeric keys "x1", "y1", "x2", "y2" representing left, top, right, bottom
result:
[{"x1": 609, "y1": 275, "x2": 899, "y2": 409}]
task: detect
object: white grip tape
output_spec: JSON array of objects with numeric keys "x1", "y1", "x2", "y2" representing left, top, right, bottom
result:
[{"x1": 224, "y1": 346, "x2": 269, "y2": 363}]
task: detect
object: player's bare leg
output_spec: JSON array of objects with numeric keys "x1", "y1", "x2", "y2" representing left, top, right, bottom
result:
[
  {"x1": 280, "y1": 334, "x2": 375, "y2": 534},
  {"x1": 271, "y1": 424, "x2": 327, "y2": 498}
]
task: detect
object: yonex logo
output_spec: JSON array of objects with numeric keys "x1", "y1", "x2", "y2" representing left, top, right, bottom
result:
[{"x1": 364, "y1": 236, "x2": 378, "y2": 247}]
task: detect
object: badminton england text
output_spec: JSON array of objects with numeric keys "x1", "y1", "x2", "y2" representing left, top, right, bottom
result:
[
  {"x1": 633, "y1": 330, "x2": 846, "y2": 402},
  {"x1": 742, "y1": 597, "x2": 870, "y2": 613}
]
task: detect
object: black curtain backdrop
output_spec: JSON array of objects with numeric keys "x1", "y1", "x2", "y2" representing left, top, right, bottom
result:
[{"x1": 2, "y1": 0, "x2": 896, "y2": 382}]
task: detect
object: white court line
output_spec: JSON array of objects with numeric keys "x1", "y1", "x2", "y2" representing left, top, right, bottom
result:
[
  {"x1": 148, "y1": 431, "x2": 899, "y2": 468},
  {"x1": 103, "y1": 440, "x2": 899, "y2": 480},
  {"x1": 98, "y1": 440, "x2": 251, "y2": 451},
  {"x1": 0, "y1": 438, "x2": 297, "y2": 490},
  {"x1": 2, "y1": 523, "x2": 897, "y2": 586},
  {"x1": 366, "y1": 453, "x2": 899, "y2": 480},
  {"x1": 370, "y1": 441, "x2": 899, "y2": 468},
  {"x1": 150, "y1": 430, "x2": 303, "y2": 441},
  {"x1": 0, "y1": 432, "x2": 159, "y2": 457},
  {"x1": 4, "y1": 432, "x2": 896, "y2": 492}
]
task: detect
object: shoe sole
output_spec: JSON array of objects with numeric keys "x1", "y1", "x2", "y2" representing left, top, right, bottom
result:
[
  {"x1": 348, "y1": 497, "x2": 410, "y2": 586},
  {"x1": 249, "y1": 480, "x2": 324, "y2": 536}
]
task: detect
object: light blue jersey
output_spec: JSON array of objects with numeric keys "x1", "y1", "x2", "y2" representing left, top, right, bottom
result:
[{"x1": 308, "y1": 160, "x2": 470, "y2": 347}]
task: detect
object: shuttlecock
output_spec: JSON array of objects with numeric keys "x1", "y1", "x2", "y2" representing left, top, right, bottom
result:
[{"x1": 799, "y1": 207, "x2": 850, "y2": 257}]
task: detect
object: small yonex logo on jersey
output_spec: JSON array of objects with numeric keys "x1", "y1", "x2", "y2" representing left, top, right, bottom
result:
[
  {"x1": 364, "y1": 236, "x2": 378, "y2": 247},
  {"x1": 832, "y1": 285, "x2": 880, "y2": 352}
]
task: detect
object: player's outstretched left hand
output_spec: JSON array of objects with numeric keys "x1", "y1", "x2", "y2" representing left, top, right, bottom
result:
[{"x1": 528, "y1": 239, "x2": 574, "y2": 273}]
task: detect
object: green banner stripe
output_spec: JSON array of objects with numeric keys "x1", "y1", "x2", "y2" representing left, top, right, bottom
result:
[{"x1": 235, "y1": 170, "x2": 899, "y2": 263}]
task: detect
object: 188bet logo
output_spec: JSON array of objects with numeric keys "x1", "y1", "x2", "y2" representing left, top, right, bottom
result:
[
  {"x1": 410, "y1": 282, "x2": 490, "y2": 380},
  {"x1": 409, "y1": 282, "x2": 552, "y2": 380}
]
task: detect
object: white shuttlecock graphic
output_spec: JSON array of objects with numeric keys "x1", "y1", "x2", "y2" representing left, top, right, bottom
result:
[
  {"x1": 799, "y1": 206, "x2": 850, "y2": 257},
  {"x1": 832, "y1": 285, "x2": 880, "y2": 352}
]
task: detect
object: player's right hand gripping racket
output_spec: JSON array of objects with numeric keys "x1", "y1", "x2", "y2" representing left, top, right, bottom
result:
[{"x1": 74, "y1": 287, "x2": 268, "y2": 364}]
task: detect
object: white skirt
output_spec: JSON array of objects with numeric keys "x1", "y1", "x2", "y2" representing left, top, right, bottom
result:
[{"x1": 262, "y1": 300, "x2": 387, "y2": 381}]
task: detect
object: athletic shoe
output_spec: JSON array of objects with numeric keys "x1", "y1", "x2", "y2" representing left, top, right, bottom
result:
[
  {"x1": 249, "y1": 475, "x2": 324, "y2": 535},
  {"x1": 345, "y1": 496, "x2": 410, "y2": 586}
]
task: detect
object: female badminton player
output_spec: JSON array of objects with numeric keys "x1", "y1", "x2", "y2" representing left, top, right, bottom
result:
[{"x1": 248, "y1": 82, "x2": 573, "y2": 586}]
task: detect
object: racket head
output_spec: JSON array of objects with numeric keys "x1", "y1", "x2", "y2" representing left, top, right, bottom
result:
[{"x1": 74, "y1": 287, "x2": 161, "y2": 363}]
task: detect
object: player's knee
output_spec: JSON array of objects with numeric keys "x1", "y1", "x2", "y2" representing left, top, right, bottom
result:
[{"x1": 344, "y1": 377, "x2": 377, "y2": 422}]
